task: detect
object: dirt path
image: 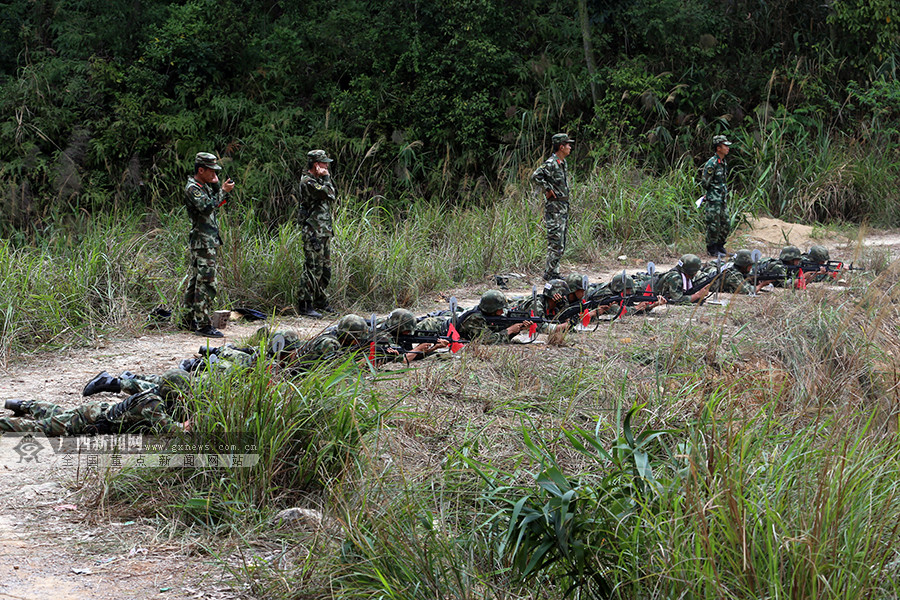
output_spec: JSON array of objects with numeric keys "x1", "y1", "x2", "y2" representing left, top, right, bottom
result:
[{"x1": 0, "y1": 218, "x2": 896, "y2": 599}]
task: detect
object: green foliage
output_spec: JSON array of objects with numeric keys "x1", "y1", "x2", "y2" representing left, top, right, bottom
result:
[
  {"x1": 472, "y1": 405, "x2": 672, "y2": 599},
  {"x1": 2, "y1": 0, "x2": 896, "y2": 226}
]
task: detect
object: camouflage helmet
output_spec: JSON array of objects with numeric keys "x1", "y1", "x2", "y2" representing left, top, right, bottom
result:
[
  {"x1": 712, "y1": 135, "x2": 732, "y2": 147},
  {"x1": 678, "y1": 254, "x2": 703, "y2": 277},
  {"x1": 158, "y1": 369, "x2": 191, "y2": 399},
  {"x1": 733, "y1": 249, "x2": 753, "y2": 268},
  {"x1": 779, "y1": 245, "x2": 801, "y2": 262},
  {"x1": 551, "y1": 133, "x2": 575, "y2": 146},
  {"x1": 336, "y1": 314, "x2": 368, "y2": 342},
  {"x1": 563, "y1": 274, "x2": 586, "y2": 293},
  {"x1": 384, "y1": 309, "x2": 416, "y2": 334},
  {"x1": 543, "y1": 279, "x2": 571, "y2": 298},
  {"x1": 808, "y1": 245, "x2": 830, "y2": 263},
  {"x1": 610, "y1": 273, "x2": 635, "y2": 294},
  {"x1": 478, "y1": 290, "x2": 508, "y2": 314}
]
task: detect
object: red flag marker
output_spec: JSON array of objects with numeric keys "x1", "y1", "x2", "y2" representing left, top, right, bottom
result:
[{"x1": 447, "y1": 322, "x2": 463, "y2": 353}]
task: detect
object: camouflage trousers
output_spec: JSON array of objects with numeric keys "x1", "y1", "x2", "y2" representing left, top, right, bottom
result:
[
  {"x1": 704, "y1": 200, "x2": 729, "y2": 248},
  {"x1": 0, "y1": 400, "x2": 113, "y2": 436},
  {"x1": 121, "y1": 374, "x2": 162, "y2": 396},
  {"x1": 544, "y1": 198, "x2": 569, "y2": 279},
  {"x1": 184, "y1": 246, "x2": 218, "y2": 328},
  {"x1": 302, "y1": 234, "x2": 331, "y2": 308}
]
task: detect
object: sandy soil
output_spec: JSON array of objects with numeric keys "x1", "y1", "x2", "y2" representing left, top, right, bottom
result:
[{"x1": 0, "y1": 216, "x2": 895, "y2": 599}]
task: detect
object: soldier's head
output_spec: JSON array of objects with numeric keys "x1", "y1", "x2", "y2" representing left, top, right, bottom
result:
[
  {"x1": 158, "y1": 369, "x2": 191, "y2": 400},
  {"x1": 543, "y1": 279, "x2": 571, "y2": 304},
  {"x1": 383, "y1": 309, "x2": 416, "y2": 336},
  {"x1": 551, "y1": 133, "x2": 574, "y2": 155},
  {"x1": 478, "y1": 290, "x2": 508, "y2": 316},
  {"x1": 678, "y1": 254, "x2": 703, "y2": 278},
  {"x1": 307, "y1": 149, "x2": 333, "y2": 173},
  {"x1": 194, "y1": 151, "x2": 222, "y2": 184},
  {"x1": 336, "y1": 314, "x2": 368, "y2": 344},
  {"x1": 808, "y1": 245, "x2": 829, "y2": 264},
  {"x1": 563, "y1": 274, "x2": 587, "y2": 301},
  {"x1": 779, "y1": 245, "x2": 802, "y2": 265},
  {"x1": 712, "y1": 135, "x2": 732, "y2": 155},
  {"x1": 610, "y1": 273, "x2": 635, "y2": 294},
  {"x1": 732, "y1": 249, "x2": 754, "y2": 273}
]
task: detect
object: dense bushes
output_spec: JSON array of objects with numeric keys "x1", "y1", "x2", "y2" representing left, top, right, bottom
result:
[{"x1": 0, "y1": 0, "x2": 898, "y2": 234}]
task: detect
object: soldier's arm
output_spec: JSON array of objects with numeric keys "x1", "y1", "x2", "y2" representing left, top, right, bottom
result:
[
  {"x1": 700, "y1": 162, "x2": 714, "y2": 191},
  {"x1": 140, "y1": 400, "x2": 184, "y2": 434}
]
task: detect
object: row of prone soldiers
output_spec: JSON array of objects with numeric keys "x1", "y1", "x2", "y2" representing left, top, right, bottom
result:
[{"x1": 0, "y1": 244, "x2": 848, "y2": 437}]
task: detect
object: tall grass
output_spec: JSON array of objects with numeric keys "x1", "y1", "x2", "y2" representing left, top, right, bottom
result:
[{"x1": 96, "y1": 357, "x2": 381, "y2": 528}]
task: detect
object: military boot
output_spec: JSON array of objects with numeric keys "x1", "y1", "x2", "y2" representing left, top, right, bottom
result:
[
  {"x1": 297, "y1": 302, "x2": 322, "y2": 319},
  {"x1": 82, "y1": 371, "x2": 121, "y2": 396},
  {"x1": 3, "y1": 399, "x2": 32, "y2": 417}
]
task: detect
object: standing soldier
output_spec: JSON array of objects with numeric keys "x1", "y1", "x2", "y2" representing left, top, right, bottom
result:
[
  {"x1": 700, "y1": 135, "x2": 732, "y2": 257},
  {"x1": 532, "y1": 133, "x2": 574, "y2": 281},
  {"x1": 296, "y1": 150, "x2": 336, "y2": 318},
  {"x1": 183, "y1": 152, "x2": 234, "y2": 338}
]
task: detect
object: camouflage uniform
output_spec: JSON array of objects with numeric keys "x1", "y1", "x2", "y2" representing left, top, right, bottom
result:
[
  {"x1": 183, "y1": 170, "x2": 226, "y2": 329},
  {"x1": 507, "y1": 295, "x2": 567, "y2": 334},
  {"x1": 0, "y1": 390, "x2": 182, "y2": 436},
  {"x1": 457, "y1": 310, "x2": 517, "y2": 344},
  {"x1": 119, "y1": 347, "x2": 255, "y2": 395},
  {"x1": 698, "y1": 262, "x2": 752, "y2": 295},
  {"x1": 701, "y1": 140, "x2": 731, "y2": 251},
  {"x1": 655, "y1": 270, "x2": 696, "y2": 305},
  {"x1": 754, "y1": 258, "x2": 791, "y2": 287},
  {"x1": 296, "y1": 150, "x2": 336, "y2": 310},
  {"x1": 532, "y1": 134, "x2": 573, "y2": 280}
]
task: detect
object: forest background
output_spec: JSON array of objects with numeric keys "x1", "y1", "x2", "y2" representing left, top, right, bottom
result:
[{"x1": 1, "y1": 0, "x2": 898, "y2": 230}]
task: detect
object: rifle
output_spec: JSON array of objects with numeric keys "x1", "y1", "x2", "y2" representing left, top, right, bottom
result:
[
  {"x1": 556, "y1": 290, "x2": 660, "y2": 323},
  {"x1": 784, "y1": 259, "x2": 864, "y2": 276},
  {"x1": 396, "y1": 332, "x2": 468, "y2": 353}
]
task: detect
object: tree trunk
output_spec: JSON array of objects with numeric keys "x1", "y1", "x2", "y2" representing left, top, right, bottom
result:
[{"x1": 578, "y1": 0, "x2": 599, "y2": 106}]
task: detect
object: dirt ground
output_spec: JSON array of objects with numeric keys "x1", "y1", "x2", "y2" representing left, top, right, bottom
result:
[{"x1": 0, "y1": 216, "x2": 895, "y2": 599}]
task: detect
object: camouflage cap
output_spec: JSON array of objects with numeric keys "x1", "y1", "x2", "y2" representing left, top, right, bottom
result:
[
  {"x1": 808, "y1": 245, "x2": 830, "y2": 263},
  {"x1": 479, "y1": 290, "x2": 508, "y2": 314},
  {"x1": 307, "y1": 149, "x2": 333, "y2": 163},
  {"x1": 779, "y1": 246, "x2": 801, "y2": 262},
  {"x1": 195, "y1": 152, "x2": 222, "y2": 170},
  {"x1": 733, "y1": 249, "x2": 753, "y2": 268},
  {"x1": 551, "y1": 133, "x2": 575, "y2": 145},
  {"x1": 712, "y1": 135, "x2": 732, "y2": 147}
]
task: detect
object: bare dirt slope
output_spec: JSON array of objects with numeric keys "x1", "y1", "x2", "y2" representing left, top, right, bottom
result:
[{"x1": 0, "y1": 218, "x2": 896, "y2": 599}]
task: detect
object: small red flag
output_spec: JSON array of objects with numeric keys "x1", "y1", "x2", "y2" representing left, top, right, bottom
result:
[
  {"x1": 368, "y1": 341, "x2": 376, "y2": 361},
  {"x1": 447, "y1": 322, "x2": 463, "y2": 353}
]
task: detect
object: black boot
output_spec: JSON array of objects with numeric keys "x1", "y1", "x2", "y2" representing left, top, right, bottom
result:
[
  {"x1": 82, "y1": 371, "x2": 121, "y2": 396},
  {"x1": 194, "y1": 324, "x2": 224, "y2": 338},
  {"x1": 297, "y1": 303, "x2": 323, "y2": 319},
  {"x1": 4, "y1": 399, "x2": 31, "y2": 417},
  {"x1": 707, "y1": 244, "x2": 719, "y2": 257}
]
